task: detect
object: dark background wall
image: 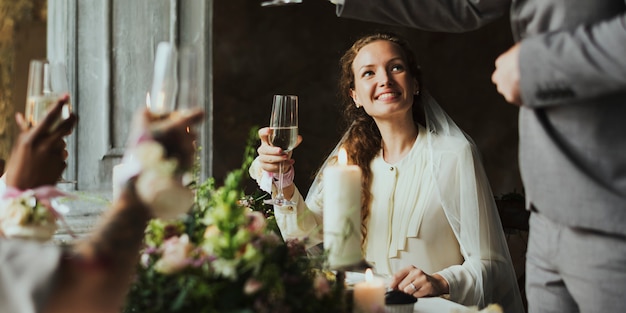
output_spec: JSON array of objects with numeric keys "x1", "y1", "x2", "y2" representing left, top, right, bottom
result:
[{"x1": 213, "y1": 1, "x2": 523, "y2": 196}]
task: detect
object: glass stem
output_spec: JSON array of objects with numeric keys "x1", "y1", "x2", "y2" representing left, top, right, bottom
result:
[{"x1": 276, "y1": 161, "x2": 285, "y2": 201}]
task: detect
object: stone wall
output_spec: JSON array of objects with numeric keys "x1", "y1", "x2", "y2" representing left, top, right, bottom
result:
[{"x1": 213, "y1": 1, "x2": 523, "y2": 196}]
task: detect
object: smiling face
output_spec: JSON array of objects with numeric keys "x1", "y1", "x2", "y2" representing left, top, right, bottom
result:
[{"x1": 349, "y1": 40, "x2": 419, "y2": 122}]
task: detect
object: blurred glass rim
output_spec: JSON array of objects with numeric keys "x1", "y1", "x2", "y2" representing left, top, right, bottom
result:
[
  {"x1": 261, "y1": 0, "x2": 303, "y2": 7},
  {"x1": 149, "y1": 42, "x2": 203, "y2": 114},
  {"x1": 27, "y1": 59, "x2": 69, "y2": 95}
]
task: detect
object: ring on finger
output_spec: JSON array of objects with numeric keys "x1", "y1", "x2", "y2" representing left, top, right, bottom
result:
[{"x1": 409, "y1": 282, "x2": 417, "y2": 293}]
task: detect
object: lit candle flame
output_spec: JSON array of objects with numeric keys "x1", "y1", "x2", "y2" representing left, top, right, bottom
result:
[
  {"x1": 365, "y1": 268, "x2": 373, "y2": 282},
  {"x1": 146, "y1": 92, "x2": 167, "y2": 113},
  {"x1": 338, "y1": 148, "x2": 348, "y2": 166}
]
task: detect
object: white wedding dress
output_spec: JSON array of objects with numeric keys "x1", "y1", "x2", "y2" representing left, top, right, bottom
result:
[{"x1": 250, "y1": 93, "x2": 524, "y2": 312}]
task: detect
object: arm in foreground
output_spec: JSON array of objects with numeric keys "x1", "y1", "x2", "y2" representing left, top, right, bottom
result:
[
  {"x1": 42, "y1": 109, "x2": 204, "y2": 313},
  {"x1": 5, "y1": 95, "x2": 76, "y2": 189}
]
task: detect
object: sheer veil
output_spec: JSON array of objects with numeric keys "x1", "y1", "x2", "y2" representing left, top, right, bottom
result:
[{"x1": 305, "y1": 91, "x2": 523, "y2": 311}]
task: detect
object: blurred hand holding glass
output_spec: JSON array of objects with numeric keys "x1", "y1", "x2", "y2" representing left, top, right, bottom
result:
[{"x1": 25, "y1": 59, "x2": 75, "y2": 184}]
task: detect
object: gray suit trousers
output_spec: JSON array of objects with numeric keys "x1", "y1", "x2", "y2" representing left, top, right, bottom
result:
[{"x1": 526, "y1": 212, "x2": 626, "y2": 313}]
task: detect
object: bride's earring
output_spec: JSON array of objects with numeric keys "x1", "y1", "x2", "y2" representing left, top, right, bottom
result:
[{"x1": 414, "y1": 90, "x2": 420, "y2": 96}]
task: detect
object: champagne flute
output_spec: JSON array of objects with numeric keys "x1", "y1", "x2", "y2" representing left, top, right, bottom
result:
[
  {"x1": 264, "y1": 95, "x2": 299, "y2": 206},
  {"x1": 25, "y1": 60, "x2": 72, "y2": 129},
  {"x1": 148, "y1": 42, "x2": 178, "y2": 118},
  {"x1": 261, "y1": 0, "x2": 303, "y2": 7},
  {"x1": 176, "y1": 45, "x2": 201, "y2": 114},
  {"x1": 176, "y1": 45, "x2": 202, "y2": 187}
]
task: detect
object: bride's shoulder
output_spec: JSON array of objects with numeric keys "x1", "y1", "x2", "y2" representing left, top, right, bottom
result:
[{"x1": 427, "y1": 131, "x2": 472, "y2": 154}]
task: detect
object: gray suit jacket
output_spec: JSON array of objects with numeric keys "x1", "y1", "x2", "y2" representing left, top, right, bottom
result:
[{"x1": 337, "y1": 0, "x2": 626, "y2": 236}]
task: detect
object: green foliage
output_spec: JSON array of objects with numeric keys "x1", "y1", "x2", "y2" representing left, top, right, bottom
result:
[{"x1": 124, "y1": 128, "x2": 346, "y2": 313}]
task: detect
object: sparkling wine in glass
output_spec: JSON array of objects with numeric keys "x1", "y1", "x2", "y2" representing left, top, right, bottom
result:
[
  {"x1": 25, "y1": 60, "x2": 72, "y2": 129},
  {"x1": 264, "y1": 95, "x2": 299, "y2": 206}
]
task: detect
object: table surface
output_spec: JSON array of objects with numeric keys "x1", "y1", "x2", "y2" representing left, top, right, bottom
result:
[
  {"x1": 413, "y1": 297, "x2": 468, "y2": 313},
  {"x1": 344, "y1": 272, "x2": 469, "y2": 312}
]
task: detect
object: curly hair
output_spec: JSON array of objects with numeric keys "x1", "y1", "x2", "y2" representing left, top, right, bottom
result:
[{"x1": 337, "y1": 32, "x2": 423, "y2": 249}]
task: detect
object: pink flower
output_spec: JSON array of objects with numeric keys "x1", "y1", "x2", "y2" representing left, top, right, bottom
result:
[
  {"x1": 246, "y1": 211, "x2": 266, "y2": 234},
  {"x1": 154, "y1": 234, "x2": 193, "y2": 274},
  {"x1": 244, "y1": 278, "x2": 263, "y2": 295},
  {"x1": 313, "y1": 274, "x2": 331, "y2": 299}
]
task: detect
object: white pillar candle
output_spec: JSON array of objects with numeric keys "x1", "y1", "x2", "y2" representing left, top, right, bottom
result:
[
  {"x1": 323, "y1": 147, "x2": 363, "y2": 269},
  {"x1": 353, "y1": 268, "x2": 385, "y2": 313},
  {"x1": 112, "y1": 162, "x2": 126, "y2": 199}
]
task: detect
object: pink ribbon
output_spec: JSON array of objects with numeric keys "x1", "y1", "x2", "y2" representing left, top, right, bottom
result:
[
  {"x1": 259, "y1": 167, "x2": 295, "y2": 195},
  {"x1": 2, "y1": 186, "x2": 77, "y2": 238}
]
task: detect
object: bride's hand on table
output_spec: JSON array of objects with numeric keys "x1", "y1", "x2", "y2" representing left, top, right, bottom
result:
[
  {"x1": 256, "y1": 126, "x2": 302, "y2": 175},
  {"x1": 390, "y1": 265, "x2": 449, "y2": 298}
]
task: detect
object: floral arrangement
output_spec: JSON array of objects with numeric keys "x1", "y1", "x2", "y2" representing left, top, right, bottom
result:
[
  {"x1": 0, "y1": 185, "x2": 70, "y2": 241},
  {"x1": 123, "y1": 130, "x2": 347, "y2": 313}
]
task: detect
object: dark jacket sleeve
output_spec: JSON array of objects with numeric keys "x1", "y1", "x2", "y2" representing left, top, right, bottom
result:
[{"x1": 337, "y1": 0, "x2": 510, "y2": 32}]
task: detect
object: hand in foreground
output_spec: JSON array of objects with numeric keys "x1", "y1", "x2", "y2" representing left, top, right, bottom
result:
[
  {"x1": 491, "y1": 43, "x2": 522, "y2": 106},
  {"x1": 5, "y1": 94, "x2": 77, "y2": 189},
  {"x1": 128, "y1": 108, "x2": 205, "y2": 171},
  {"x1": 390, "y1": 265, "x2": 449, "y2": 298},
  {"x1": 256, "y1": 126, "x2": 302, "y2": 174}
]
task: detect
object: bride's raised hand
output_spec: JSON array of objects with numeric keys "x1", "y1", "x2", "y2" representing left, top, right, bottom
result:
[{"x1": 257, "y1": 126, "x2": 302, "y2": 174}]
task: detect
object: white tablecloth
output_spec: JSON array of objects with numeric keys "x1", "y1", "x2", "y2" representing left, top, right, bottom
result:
[
  {"x1": 344, "y1": 272, "x2": 470, "y2": 312},
  {"x1": 414, "y1": 297, "x2": 468, "y2": 313}
]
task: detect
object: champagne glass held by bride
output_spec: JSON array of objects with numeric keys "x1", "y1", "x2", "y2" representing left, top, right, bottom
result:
[{"x1": 264, "y1": 95, "x2": 299, "y2": 206}]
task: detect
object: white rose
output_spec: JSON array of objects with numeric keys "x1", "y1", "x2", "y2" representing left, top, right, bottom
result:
[
  {"x1": 0, "y1": 197, "x2": 58, "y2": 242},
  {"x1": 131, "y1": 141, "x2": 167, "y2": 169},
  {"x1": 136, "y1": 171, "x2": 194, "y2": 220},
  {"x1": 0, "y1": 199, "x2": 30, "y2": 226}
]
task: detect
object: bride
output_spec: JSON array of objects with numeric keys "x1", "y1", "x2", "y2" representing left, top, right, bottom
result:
[{"x1": 251, "y1": 32, "x2": 524, "y2": 312}]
